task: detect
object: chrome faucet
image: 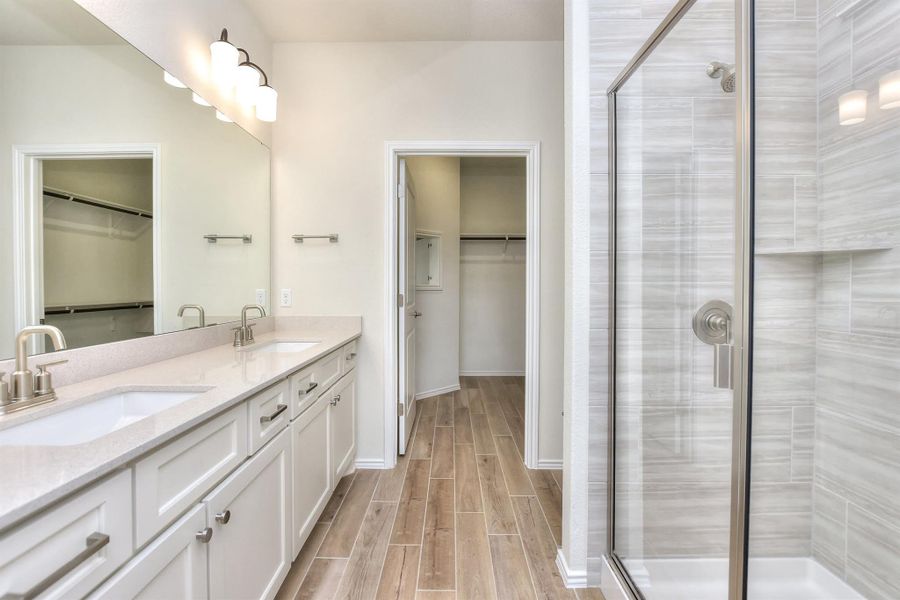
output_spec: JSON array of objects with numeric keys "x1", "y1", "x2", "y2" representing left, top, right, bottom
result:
[
  {"x1": 1, "y1": 325, "x2": 68, "y2": 414},
  {"x1": 233, "y1": 304, "x2": 266, "y2": 347},
  {"x1": 177, "y1": 304, "x2": 206, "y2": 328}
]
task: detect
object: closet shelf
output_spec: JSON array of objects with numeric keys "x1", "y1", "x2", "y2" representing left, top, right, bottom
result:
[
  {"x1": 460, "y1": 233, "x2": 526, "y2": 241},
  {"x1": 44, "y1": 301, "x2": 154, "y2": 315},
  {"x1": 755, "y1": 243, "x2": 894, "y2": 256}
]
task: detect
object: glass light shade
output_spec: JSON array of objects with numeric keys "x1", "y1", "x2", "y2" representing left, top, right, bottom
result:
[
  {"x1": 192, "y1": 92, "x2": 211, "y2": 107},
  {"x1": 838, "y1": 89, "x2": 868, "y2": 125},
  {"x1": 215, "y1": 110, "x2": 233, "y2": 123},
  {"x1": 163, "y1": 71, "x2": 187, "y2": 88},
  {"x1": 235, "y1": 64, "x2": 261, "y2": 107},
  {"x1": 879, "y1": 70, "x2": 900, "y2": 109},
  {"x1": 209, "y1": 39, "x2": 238, "y2": 91},
  {"x1": 255, "y1": 85, "x2": 278, "y2": 122}
]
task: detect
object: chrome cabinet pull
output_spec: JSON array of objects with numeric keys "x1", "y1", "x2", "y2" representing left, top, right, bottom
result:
[
  {"x1": 260, "y1": 404, "x2": 288, "y2": 423},
  {"x1": 303, "y1": 382, "x2": 318, "y2": 395},
  {"x1": 346, "y1": 352, "x2": 357, "y2": 360},
  {"x1": 330, "y1": 394, "x2": 341, "y2": 406},
  {"x1": 215, "y1": 510, "x2": 231, "y2": 524},
  {"x1": 7, "y1": 532, "x2": 109, "y2": 600},
  {"x1": 195, "y1": 527, "x2": 213, "y2": 543}
]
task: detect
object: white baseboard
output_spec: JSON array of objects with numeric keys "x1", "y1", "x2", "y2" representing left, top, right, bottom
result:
[
  {"x1": 556, "y1": 549, "x2": 587, "y2": 588},
  {"x1": 458, "y1": 370, "x2": 526, "y2": 377},
  {"x1": 415, "y1": 383, "x2": 460, "y2": 400},
  {"x1": 537, "y1": 459, "x2": 563, "y2": 469},
  {"x1": 354, "y1": 458, "x2": 387, "y2": 469}
]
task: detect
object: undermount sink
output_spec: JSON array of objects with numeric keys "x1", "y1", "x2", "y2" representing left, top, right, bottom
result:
[
  {"x1": 248, "y1": 341, "x2": 319, "y2": 354},
  {"x1": 0, "y1": 389, "x2": 207, "y2": 447}
]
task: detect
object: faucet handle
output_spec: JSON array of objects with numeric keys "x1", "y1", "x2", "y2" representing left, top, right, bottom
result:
[
  {"x1": 0, "y1": 372, "x2": 8, "y2": 406},
  {"x1": 34, "y1": 360, "x2": 67, "y2": 397}
]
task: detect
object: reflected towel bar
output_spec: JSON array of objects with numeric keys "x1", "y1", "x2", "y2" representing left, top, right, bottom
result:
[
  {"x1": 204, "y1": 234, "x2": 252, "y2": 243},
  {"x1": 292, "y1": 234, "x2": 339, "y2": 243}
]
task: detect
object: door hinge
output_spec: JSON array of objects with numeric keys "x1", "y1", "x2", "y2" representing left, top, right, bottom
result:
[
  {"x1": 398, "y1": 293, "x2": 405, "y2": 308},
  {"x1": 398, "y1": 402, "x2": 405, "y2": 416}
]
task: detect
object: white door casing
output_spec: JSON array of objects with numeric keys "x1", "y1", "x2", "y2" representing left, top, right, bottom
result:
[{"x1": 397, "y1": 159, "x2": 418, "y2": 454}]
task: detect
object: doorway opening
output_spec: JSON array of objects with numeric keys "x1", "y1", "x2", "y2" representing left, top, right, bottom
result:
[{"x1": 384, "y1": 142, "x2": 541, "y2": 470}]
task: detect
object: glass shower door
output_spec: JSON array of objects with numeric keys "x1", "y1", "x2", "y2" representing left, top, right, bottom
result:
[{"x1": 608, "y1": 1, "x2": 739, "y2": 598}]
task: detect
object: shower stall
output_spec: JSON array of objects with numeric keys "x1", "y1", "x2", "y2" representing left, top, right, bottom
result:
[{"x1": 601, "y1": 0, "x2": 900, "y2": 598}]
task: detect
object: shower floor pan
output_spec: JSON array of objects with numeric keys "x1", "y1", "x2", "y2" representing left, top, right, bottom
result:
[{"x1": 623, "y1": 557, "x2": 864, "y2": 600}]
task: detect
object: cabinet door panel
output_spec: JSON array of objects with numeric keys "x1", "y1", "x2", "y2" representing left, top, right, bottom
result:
[
  {"x1": 291, "y1": 395, "x2": 330, "y2": 558},
  {"x1": 134, "y1": 403, "x2": 247, "y2": 546},
  {"x1": 329, "y1": 372, "x2": 357, "y2": 482},
  {"x1": 205, "y1": 428, "x2": 291, "y2": 600},
  {"x1": 0, "y1": 471, "x2": 132, "y2": 600},
  {"x1": 89, "y1": 504, "x2": 207, "y2": 600}
]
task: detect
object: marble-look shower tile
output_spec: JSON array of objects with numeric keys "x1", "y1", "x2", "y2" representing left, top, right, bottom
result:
[
  {"x1": 693, "y1": 97, "x2": 736, "y2": 149},
  {"x1": 756, "y1": 51, "x2": 817, "y2": 98},
  {"x1": 816, "y1": 330, "x2": 900, "y2": 431},
  {"x1": 590, "y1": 174, "x2": 609, "y2": 252},
  {"x1": 794, "y1": 0, "x2": 817, "y2": 19},
  {"x1": 589, "y1": 0, "x2": 641, "y2": 19},
  {"x1": 791, "y1": 406, "x2": 814, "y2": 482},
  {"x1": 816, "y1": 13, "x2": 852, "y2": 96},
  {"x1": 794, "y1": 176, "x2": 818, "y2": 248},
  {"x1": 756, "y1": 19, "x2": 817, "y2": 53},
  {"x1": 756, "y1": 97, "x2": 817, "y2": 176},
  {"x1": 750, "y1": 434, "x2": 793, "y2": 483},
  {"x1": 590, "y1": 252, "x2": 609, "y2": 330},
  {"x1": 590, "y1": 18, "x2": 659, "y2": 69},
  {"x1": 755, "y1": 176, "x2": 796, "y2": 250},
  {"x1": 850, "y1": 0, "x2": 900, "y2": 79},
  {"x1": 589, "y1": 329, "x2": 609, "y2": 408},
  {"x1": 616, "y1": 97, "x2": 693, "y2": 176},
  {"x1": 748, "y1": 511, "x2": 812, "y2": 556},
  {"x1": 636, "y1": 64, "x2": 730, "y2": 98},
  {"x1": 588, "y1": 404, "x2": 608, "y2": 483},
  {"x1": 750, "y1": 481, "x2": 812, "y2": 515},
  {"x1": 816, "y1": 409, "x2": 900, "y2": 524},
  {"x1": 590, "y1": 95, "x2": 609, "y2": 174},
  {"x1": 755, "y1": 0, "x2": 797, "y2": 20},
  {"x1": 846, "y1": 505, "x2": 900, "y2": 600},
  {"x1": 587, "y1": 481, "x2": 608, "y2": 557},
  {"x1": 812, "y1": 484, "x2": 847, "y2": 577},
  {"x1": 816, "y1": 255, "x2": 850, "y2": 332},
  {"x1": 850, "y1": 249, "x2": 900, "y2": 337},
  {"x1": 641, "y1": 0, "x2": 734, "y2": 20},
  {"x1": 754, "y1": 255, "x2": 818, "y2": 329}
]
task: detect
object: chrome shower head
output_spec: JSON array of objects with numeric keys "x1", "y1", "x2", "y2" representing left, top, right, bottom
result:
[{"x1": 706, "y1": 61, "x2": 736, "y2": 93}]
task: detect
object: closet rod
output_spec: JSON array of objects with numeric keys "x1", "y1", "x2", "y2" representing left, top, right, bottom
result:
[
  {"x1": 44, "y1": 301, "x2": 154, "y2": 315},
  {"x1": 44, "y1": 188, "x2": 153, "y2": 219},
  {"x1": 460, "y1": 234, "x2": 526, "y2": 241}
]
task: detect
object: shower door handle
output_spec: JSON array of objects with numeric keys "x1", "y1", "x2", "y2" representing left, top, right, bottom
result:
[{"x1": 693, "y1": 300, "x2": 735, "y2": 390}]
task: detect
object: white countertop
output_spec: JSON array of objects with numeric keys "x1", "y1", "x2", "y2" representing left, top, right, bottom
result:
[{"x1": 0, "y1": 319, "x2": 361, "y2": 532}]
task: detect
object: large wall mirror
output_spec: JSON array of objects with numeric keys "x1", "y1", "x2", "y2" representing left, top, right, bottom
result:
[{"x1": 0, "y1": 0, "x2": 271, "y2": 358}]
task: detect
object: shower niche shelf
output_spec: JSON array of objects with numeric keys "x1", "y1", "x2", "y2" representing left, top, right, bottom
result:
[{"x1": 755, "y1": 243, "x2": 894, "y2": 256}]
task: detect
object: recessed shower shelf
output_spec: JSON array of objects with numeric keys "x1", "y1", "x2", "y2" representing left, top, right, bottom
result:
[{"x1": 756, "y1": 244, "x2": 894, "y2": 256}]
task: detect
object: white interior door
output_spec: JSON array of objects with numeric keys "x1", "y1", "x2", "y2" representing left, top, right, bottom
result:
[{"x1": 398, "y1": 158, "x2": 418, "y2": 454}]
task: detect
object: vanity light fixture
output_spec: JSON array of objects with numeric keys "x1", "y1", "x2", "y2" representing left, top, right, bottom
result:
[
  {"x1": 838, "y1": 89, "x2": 868, "y2": 125},
  {"x1": 237, "y1": 58, "x2": 277, "y2": 121},
  {"x1": 192, "y1": 92, "x2": 211, "y2": 107},
  {"x1": 163, "y1": 71, "x2": 187, "y2": 88},
  {"x1": 235, "y1": 50, "x2": 261, "y2": 107},
  {"x1": 210, "y1": 28, "x2": 239, "y2": 91},
  {"x1": 879, "y1": 70, "x2": 900, "y2": 109},
  {"x1": 215, "y1": 110, "x2": 233, "y2": 123}
]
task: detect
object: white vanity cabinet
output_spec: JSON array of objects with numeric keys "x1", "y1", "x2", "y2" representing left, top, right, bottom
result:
[
  {"x1": 88, "y1": 505, "x2": 208, "y2": 599},
  {"x1": 0, "y1": 470, "x2": 133, "y2": 600},
  {"x1": 329, "y1": 371, "x2": 357, "y2": 483},
  {"x1": 204, "y1": 427, "x2": 292, "y2": 600},
  {"x1": 290, "y1": 393, "x2": 331, "y2": 558}
]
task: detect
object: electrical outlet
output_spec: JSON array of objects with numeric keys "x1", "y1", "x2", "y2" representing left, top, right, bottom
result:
[
  {"x1": 280, "y1": 288, "x2": 293, "y2": 307},
  {"x1": 255, "y1": 289, "x2": 267, "y2": 306}
]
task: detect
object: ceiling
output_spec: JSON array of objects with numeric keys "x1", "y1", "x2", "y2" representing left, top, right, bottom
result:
[
  {"x1": 242, "y1": 0, "x2": 563, "y2": 43},
  {"x1": 0, "y1": 0, "x2": 122, "y2": 45}
]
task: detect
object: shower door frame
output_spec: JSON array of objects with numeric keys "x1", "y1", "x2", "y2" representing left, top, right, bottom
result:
[{"x1": 604, "y1": 0, "x2": 755, "y2": 599}]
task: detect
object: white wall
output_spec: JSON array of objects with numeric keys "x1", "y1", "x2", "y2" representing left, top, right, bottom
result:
[
  {"x1": 73, "y1": 0, "x2": 273, "y2": 144},
  {"x1": 406, "y1": 157, "x2": 460, "y2": 397},
  {"x1": 459, "y1": 158, "x2": 527, "y2": 375},
  {"x1": 0, "y1": 45, "x2": 269, "y2": 357},
  {"x1": 271, "y1": 41, "x2": 564, "y2": 464}
]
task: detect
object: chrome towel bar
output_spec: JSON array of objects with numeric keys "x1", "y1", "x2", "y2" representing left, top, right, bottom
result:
[{"x1": 292, "y1": 234, "x2": 339, "y2": 243}]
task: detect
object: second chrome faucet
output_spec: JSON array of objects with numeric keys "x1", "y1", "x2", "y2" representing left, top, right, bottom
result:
[{"x1": 233, "y1": 304, "x2": 266, "y2": 347}]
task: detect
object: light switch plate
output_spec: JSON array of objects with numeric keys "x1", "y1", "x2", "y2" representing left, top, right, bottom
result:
[
  {"x1": 280, "y1": 288, "x2": 292, "y2": 307},
  {"x1": 255, "y1": 289, "x2": 267, "y2": 306}
]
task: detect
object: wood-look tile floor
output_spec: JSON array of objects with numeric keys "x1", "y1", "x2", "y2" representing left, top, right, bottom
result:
[{"x1": 275, "y1": 376, "x2": 605, "y2": 600}]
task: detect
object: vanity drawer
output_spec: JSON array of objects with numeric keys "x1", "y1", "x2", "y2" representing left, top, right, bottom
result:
[
  {"x1": 288, "y1": 350, "x2": 342, "y2": 419},
  {"x1": 0, "y1": 470, "x2": 133, "y2": 600},
  {"x1": 248, "y1": 380, "x2": 290, "y2": 454},
  {"x1": 342, "y1": 340, "x2": 358, "y2": 374},
  {"x1": 134, "y1": 402, "x2": 248, "y2": 547}
]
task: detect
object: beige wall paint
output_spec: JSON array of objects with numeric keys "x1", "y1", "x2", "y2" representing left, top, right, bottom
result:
[
  {"x1": 406, "y1": 156, "x2": 461, "y2": 397},
  {"x1": 271, "y1": 41, "x2": 564, "y2": 464},
  {"x1": 459, "y1": 157, "x2": 527, "y2": 375}
]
